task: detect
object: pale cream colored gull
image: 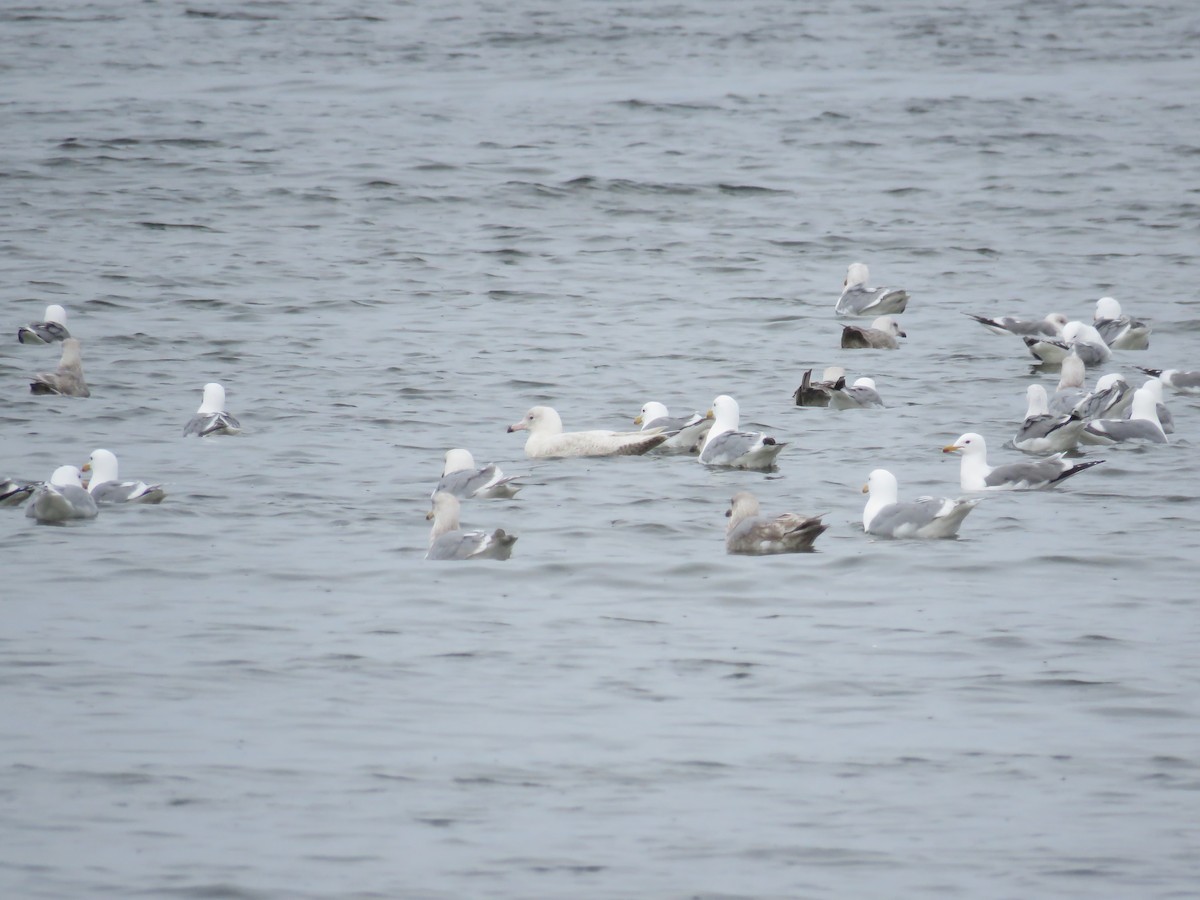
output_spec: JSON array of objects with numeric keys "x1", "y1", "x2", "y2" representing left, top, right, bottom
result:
[
  {"x1": 183, "y1": 383, "x2": 241, "y2": 437},
  {"x1": 25, "y1": 466, "x2": 99, "y2": 524},
  {"x1": 1082, "y1": 387, "x2": 1167, "y2": 445},
  {"x1": 862, "y1": 469, "x2": 978, "y2": 539},
  {"x1": 426, "y1": 491, "x2": 516, "y2": 561},
  {"x1": 29, "y1": 338, "x2": 89, "y2": 397},
  {"x1": 1093, "y1": 297, "x2": 1150, "y2": 350},
  {"x1": 943, "y1": 432, "x2": 1104, "y2": 491},
  {"x1": 698, "y1": 395, "x2": 787, "y2": 470},
  {"x1": 508, "y1": 406, "x2": 668, "y2": 458},
  {"x1": 724, "y1": 491, "x2": 826, "y2": 554},
  {"x1": 1012, "y1": 385, "x2": 1084, "y2": 454},
  {"x1": 434, "y1": 448, "x2": 522, "y2": 499},
  {"x1": 82, "y1": 449, "x2": 166, "y2": 504},
  {"x1": 1048, "y1": 354, "x2": 1087, "y2": 414},
  {"x1": 17, "y1": 304, "x2": 70, "y2": 344},
  {"x1": 841, "y1": 316, "x2": 905, "y2": 350},
  {"x1": 835, "y1": 263, "x2": 910, "y2": 317},
  {"x1": 633, "y1": 401, "x2": 713, "y2": 454}
]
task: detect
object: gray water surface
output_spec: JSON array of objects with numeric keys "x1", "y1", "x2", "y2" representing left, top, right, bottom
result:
[{"x1": 3, "y1": 1, "x2": 1199, "y2": 897}]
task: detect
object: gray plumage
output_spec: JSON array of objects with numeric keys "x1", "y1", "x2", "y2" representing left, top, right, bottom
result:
[
  {"x1": 1, "y1": 479, "x2": 36, "y2": 507},
  {"x1": 29, "y1": 338, "x2": 89, "y2": 397},
  {"x1": 1136, "y1": 367, "x2": 1200, "y2": 395},
  {"x1": 25, "y1": 467, "x2": 99, "y2": 523},
  {"x1": 634, "y1": 402, "x2": 712, "y2": 454},
  {"x1": 1083, "y1": 386, "x2": 1167, "y2": 445},
  {"x1": 435, "y1": 449, "x2": 522, "y2": 499},
  {"x1": 425, "y1": 492, "x2": 516, "y2": 561},
  {"x1": 841, "y1": 316, "x2": 905, "y2": 350},
  {"x1": 965, "y1": 312, "x2": 1067, "y2": 337},
  {"x1": 83, "y1": 449, "x2": 166, "y2": 504},
  {"x1": 725, "y1": 492, "x2": 826, "y2": 554},
  {"x1": 1093, "y1": 297, "x2": 1150, "y2": 350},
  {"x1": 183, "y1": 383, "x2": 240, "y2": 436},
  {"x1": 1068, "y1": 376, "x2": 1132, "y2": 420},
  {"x1": 1013, "y1": 385, "x2": 1083, "y2": 454},
  {"x1": 944, "y1": 432, "x2": 1104, "y2": 491},
  {"x1": 862, "y1": 469, "x2": 978, "y2": 539},
  {"x1": 17, "y1": 304, "x2": 70, "y2": 344},
  {"x1": 835, "y1": 263, "x2": 909, "y2": 316},
  {"x1": 699, "y1": 395, "x2": 787, "y2": 470}
]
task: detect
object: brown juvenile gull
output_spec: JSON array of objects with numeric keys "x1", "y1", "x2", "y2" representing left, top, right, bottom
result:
[
  {"x1": 792, "y1": 367, "x2": 845, "y2": 407},
  {"x1": 835, "y1": 263, "x2": 910, "y2": 317},
  {"x1": 29, "y1": 338, "x2": 89, "y2": 396},
  {"x1": 507, "y1": 406, "x2": 668, "y2": 459},
  {"x1": 862, "y1": 469, "x2": 978, "y2": 539},
  {"x1": 724, "y1": 491, "x2": 826, "y2": 554},
  {"x1": 841, "y1": 316, "x2": 905, "y2": 350},
  {"x1": 425, "y1": 491, "x2": 517, "y2": 561}
]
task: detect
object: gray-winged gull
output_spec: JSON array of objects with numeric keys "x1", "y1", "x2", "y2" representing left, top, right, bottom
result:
[
  {"x1": 1136, "y1": 366, "x2": 1200, "y2": 395},
  {"x1": 25, "y1": 466, "x2": 99, "y2": 523},
  {"x1": 633, "y1": 401, "x2": 713, "y2": 454},
  {"x1": 1093, "y1": 297, "x2": 1150, "y2": 350},
  {"x1": 1013, "y1": 385, "x2": 1084, "y2": 454},
  {"x1": 425, "y1": 491, "x2": 517, "y2": 561},
  {"x1": 1048, "y1": 354, "x2": 1087, "y2": 414},
  {"x1": 1072, "y1": 372, "x2": 1133, "y2": 420},
  {"x1": 828, "y1": 376, "x2": 884, "y2": 410},
  {"x1": 17, "y1": 304, "x2": 70, "y2": 344},
  {"x1": 1, "y1": 478, "x2": 37, "y2": 507},
  {"x1": 435, "y1": 448, "x2": 523, "y2": 499},
  {"x1": 82, "y1": 449, "x2": 166, "y2": 504},
  {"x1": 943, "y1": 432, "x2": 1104, "y2": 491},
  {"x1": 835, "y1": 263, "x2": 910, "y2": 317},
  {"x1": 183, "y1": 383, "x2": 241, "y2": 437},
  {"x1": 841, "y1": 316, "x2": 905, "y2": 350},
  {"x1": 698, "y1": 395, "x2": 787, "y2": 470},
  {"x1": 862, "y1": 469, "x2": 979, "y2": 539},
  {"x1": 965, "y1": 311, "x2": 1067, "y2": 338},
  {"x1": 1122, "y1": 378, "x2": 1172, "y2": 433},
  {"x1": 1024, "y1": 321, "x2": 1111, "y2": 366},
  {"x1": 724, "y1": 491, "x2": 826, "y2": 554},
  {"x1": 1082, "y1": 386, "x2": 1168, "y2": 445},
  {"x1": 508, "y1": 406, "x2": 668, "y2": 458},
  {"x1": 29, "y1": 338, "x2": 89, "y2": 397}
]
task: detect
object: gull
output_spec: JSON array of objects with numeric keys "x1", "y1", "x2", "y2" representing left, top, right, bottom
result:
[
  {"x1": 862, "y1": 469, "x2": 978, "y2": 539},
  {"x1": 724, "y1": 491, "x2": 826, "y2": 554},
  {"x1": 965, "y1": 311, "x2": 1067, "y2": 338},
  {"x1": 828, "y1": 376, "x2": 884, "y2": 410},
  {"x1": 434, "y1": 448, "x2": 523, "y2": 499},
  {"x1": 698, "y1": 395, "x2": 787, "y2": 470},
  {"x1": 633, "y1": 401, "x2": 713, "y2": 454},
  {"x1": 1136, "y1": 366, "x2": 1200, "y2": 395},
  {"x1": 1093, "y1": 297, "x2": 1150, "y2": 350},
  {"x1": 943, "y1": 432, "x2": 1104, "y2": 491},
  {"x1": 183, "y1": 383, "x2": 241, "y2": 437},
  {"x1": 425, "y1": 492, "x2": 516, "y2": 561},
  {"x1": 29, "y1": 338, "x2": 90, "y2": 396},
  {"x1": 1023, "y1": 321, "x2": 1111, "y2": 366},
  {"x1": 835, "y1": 263, "x2": 910, "y2": 317},
  {"x1": 1082, "y1": 386, "x2": 1168, "y2": 445},
  {"x1": 792, "y1": 367, "x2": 845, "y2": 407},
  {"x1": 841, "y1": 316, "x2": 905, "y2": 350},
  {"x1": 82, "y1": 449, "x2": 167, "y2": 504},
  {"x1": 17, "y1": 304, "x2": 70, "y2": 344},
  {"x1": 1012, "y1": 385, "x2": 1084, "y2": 454},
  {"x1": 508, "y1": 406, "x2": 668, "y2": 458},
  {"x1": 25, "y1": 466, "x2": 99, "y2": 523}
]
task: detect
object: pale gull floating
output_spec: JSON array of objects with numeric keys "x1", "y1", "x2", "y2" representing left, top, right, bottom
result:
[
  {"x1": 508, "y1": 406, "x2": 668, "y2": 458},
  {"x1": 841, "y1": 315, "x2": 905, "y2": 350},
  {"x1": 426, "y1": 491, "x2": 516, "y2": 561},
  {"x1": 835, "y1": 263, "x2": 910, "y2": 317},
  {"x1": 1012, "y1": 384, "x2": 1084, "y2": 454},
  {"x1": 435, "y1": 448, "x2": 522, "y2": 499},
  {"x1": 17, "y1": 304, "x2": 70, "y2": 344},
  {"x1": 1136, "y1": 366, "x2": 1200, "y2": 395},
  {"x1": 1024, "y1": 321, "x2": 1110, "y2": 366},
  {"x1": 943, "y1": 432, "x2": 1104, "y2": 491},
  {"x1": 25, "y1": 466, "x2": 99, "y2": 524},
  {"x1": 698, "y1": 395, "x2": 787, "y2": 470},
  {"x1": 1093, "y1": 297, "x2": 1150, "y2": 350},
  {"x1": 1, "y1": 478, "x2": 37, "y2": 507},
  {"x1": 1122, "y1": 378, "x2": 1172, "y2": 433},
  {"x1": 862, "y1": 469, "x2": 979, "y2": 539},
  {"x1": 633, "y1": 401, "x2": 713, "y2": 454},
  {"x1": 828, "y1": 376, "x2": 884, "y2": 410},
  {"x1": 82, "y1": 449, "x2": 166, "y2": 504},
  {"x1": 183, "y1": 383, "x2": 241, "y2": 437},
  {"x1": 1047, "y1": 354, "x2": 1088, "y2": 414},
  {"x1": 724, "y1": 491, "x2": 826, "y2": 554},
  {"x1": 1071, "y1": 372, "x2": 1133, "y2": 420},
  {"x1": 1082, "y1": 386, "x2": 1168, "y2": 445},
  {"x1": 792, "y1": 367, "x2": 845, "y2": 407},
  {"x1": 965, "y1": 311, "x2": 1067, "y2": 338},
  {"x1": 29, "y1": 337, "x2": 90, "y2": 397}
]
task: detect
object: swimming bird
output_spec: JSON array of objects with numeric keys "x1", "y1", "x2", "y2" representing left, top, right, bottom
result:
[
  {"x1": 24, "y1": 466, "x2": 99, "y2": 523},
  {"x1": 724, "y1": 491, "x2": 826, "y2": 554},
  {"x1": 1012, "y1": 385, "x2": 1084, "y2": 454},
  {"x1": 29, "y1": 337, "x2": 90, "y2": 396},
  {"x1": 17, "y1": 304, "x2": 70, "y2": 344},
  {"x1": 965, "y1": 311, "x2": 1067, "y2": 338},
  {"x1": 1, "y1": 478, "x2": 37, "y2": 507},
  {"x1": 1047, "y1": 354, "x2": 1088, "y2": 414},
  {"x1": 633, "y1": 401, "x2": 713, "y2": 454},
  {"x1": 1082, "y1": 386, "x2": 1168, "y2": 445},
  {"x1": 861, "y1": 468, "x2": 979, "y2": 539},
  {"x1": 183, "y1": 383, "x2": 241, "y2": 437},
  {"x1": 1093, "y1": 296, "x2": 1150, "y2": 350},
  {"x1": 698, "y1": 395, "x2": 787, "y2": 470},
  {"x1": 1070, "y1": 372, "x2": 1133, "y2": 420},
  {"x1": 425, "y1": 491, "x2": 516, "y2": 561},
  {"x1": 508, "y1": 406, "x2": 668, "y2": 458},
  {"x1": 81, "y1": 449, "x2": 166, "y2": 504},
  {"x1": 434, "y1": 448, "x2": 523, "y2": 499},
  {"x1": 841, "y1": 316, "x2": 905, "y2": 350},
  {"x1": 835, "y1": 263, "x2": 910, "y2": 317},
  {"x1": 827, "y1": 376, "x2": 884, "y2": 410},
  {"x1": 1122, "y1": 378, "x2": 1172, "y2": 433},
  {"x1": 1135, "y1": 366, "x2": 1200, "y2": 395},
  {"x1": 792, "y1": 367, "x2": 845, "y2": 407},
  {"x1": 943, "y1": 432, "x2": 1104, "y2": 491},
  {"x1": 1023, "y1": 321, "x2": 1110, "y2": 366}
]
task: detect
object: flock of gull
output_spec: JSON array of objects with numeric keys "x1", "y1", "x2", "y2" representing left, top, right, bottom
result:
[
  {"x1": 3, "y1": 303, "x2": 239, "y2": 522},
  {"x1": 7, "y1": 266, "x2": 1198, "y2": 558}
]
